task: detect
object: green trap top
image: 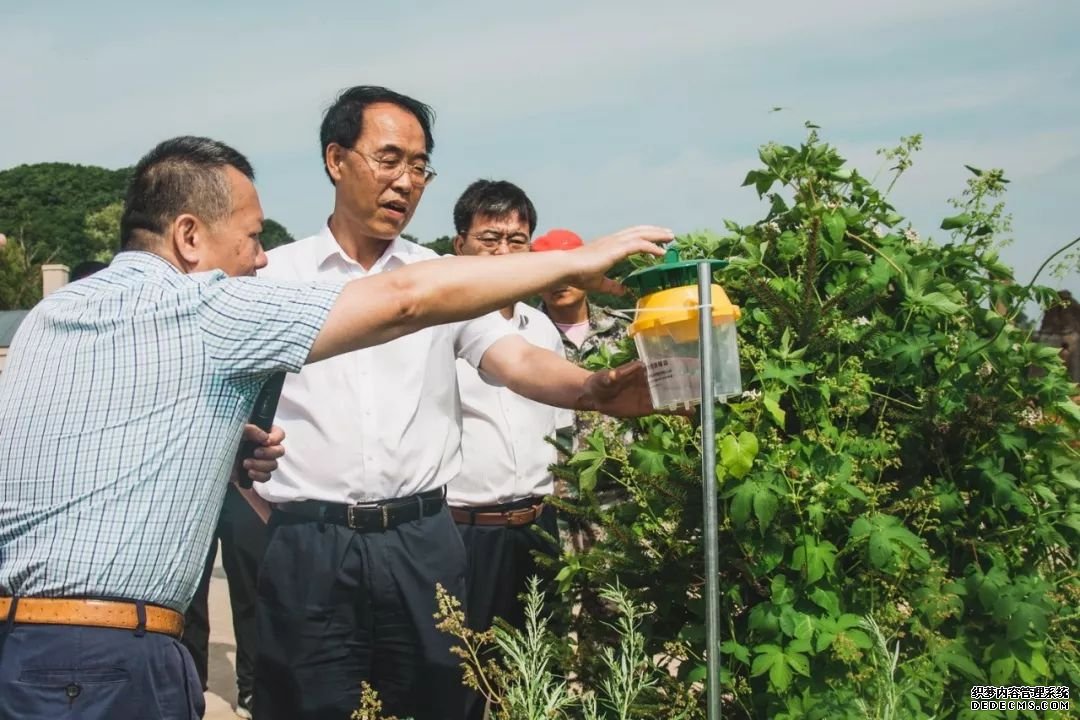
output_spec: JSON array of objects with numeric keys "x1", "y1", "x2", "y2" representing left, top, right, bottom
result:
[{"x1": 621, "y1": 247, "x2": 728, "y2": 295}]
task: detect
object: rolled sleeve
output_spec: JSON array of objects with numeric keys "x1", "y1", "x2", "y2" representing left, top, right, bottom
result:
[
  {"x1": 454, "y1": 311, "x2": 514, "y2": 369},
  {"x1": 196, "y1": 275, "x2": 344, "y2": 380}
]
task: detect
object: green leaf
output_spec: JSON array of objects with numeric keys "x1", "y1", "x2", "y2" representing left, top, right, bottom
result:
[
  {"x1": 749, "y1": 605, "x2": 781, "y2": 635},
  {"x1": 720, "y1": 432, "x2": 759, "y2": 479},
  {"x1": 743, "y1": 170, "x2": 777, "y2": 197},
  {"x1": 729, "y1": 481, "x2": 755, "y2": 527},
  {"x1": 868, "y1": 532, "x2": 894, "y2": 569},
  {"x1": 917, "y1": 291, "x2": 963, "y2": 315},
  {"x1": 630, "y1": 444, "x2": 667, "y2": 476},
  {"x1": 940, "y1": 213, "x2": 973, "y2": 230},
  {"x1": 836, "y1": 614, "x2": 862, "y2": 630},
  {"x1": 792, "y1": 538, "x2": 837, "y2": 584},
  {"x1": 846, "y1": 629, "x2": 873, "y2": 649},
  {"x1": 578, "y1": 460, "x2": 600, "y2": 493},
  {"x1": 938, "y1": 647, "x2": 982, "y2": 681},
  {"x1": 1030, "y1": 651, "x2": 1050, "y2": 678},
  {"x1": 759, "y1": 361, "x2": 813, "y2": 389},
  {"x1": 787, "y1": 651, "x2": 811, "y2": 677},
  {"x1": 771, "y1": 575, "x2": 795, "y2": 605},
  {"x1": 964, "y1": 164, "x2": 984, "y2": 177},
  {"x1": 686, "y1": 664, "x2": 708, "y2": 683},
  {"x1": 990, "y1": 655, "x2": 1015, "y2": 685},
  {"x1": 769, "y1": 657, "x2": 793, "y2": 691},
  {"x1": 823, "y1": 211, "x2": 847, "y2": 243},
  {"x1": 810, "y1": 588, "x2": 840, "y2": 617},
  {"x1": 850, "y1": 514, "x2": 929, "y2": 571},
  {"x1": 754, "y1": 489, "x2": 779, "y2": 532},
  {"x1": 751, "y1": 644, "x2": 782, "y2": 677},
  {"x1": 763, "y1": 394, "x2": 786, "y2": 426},
  {"x1": 1016, "y1": 658, "x2": 1038, "y2": 685},
  {"x1": 1055, "y1": 399, "x2": 1080, "y2": 423},
  {"x1": 780, "y1": 607, "x2": 814, "y2": 640},
  {"x1": 721, "y1": 640, "x2": 751, "y2": 665},
  {"x1": 788, "y1": 637, "x2": 812, "y2": 654}
]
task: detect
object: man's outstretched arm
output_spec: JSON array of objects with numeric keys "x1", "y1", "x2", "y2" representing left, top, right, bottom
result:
[{"x1": 306, "y1": 225, "x2": 671, "y2": 364}]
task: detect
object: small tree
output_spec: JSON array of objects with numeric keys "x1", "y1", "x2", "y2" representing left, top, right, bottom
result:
[
  {"x1": 548, "y1": 127, "x2": 1080, "y2": 719},
  {"x1": 0, "y1": 232, "x2": 45, "y2": 309},
  {"x1": 83, "y1": 201, "x2": 123, "y2": 261}
]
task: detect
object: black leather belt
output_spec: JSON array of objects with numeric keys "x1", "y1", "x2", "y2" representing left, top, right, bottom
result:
[{"x1": 274, "y1": 487, "x2": 446, "y2": 532}]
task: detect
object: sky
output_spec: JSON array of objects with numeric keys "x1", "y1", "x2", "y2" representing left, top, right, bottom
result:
[{"x1": 2, "y1": 0, "x2": 1078, "y2": 295}]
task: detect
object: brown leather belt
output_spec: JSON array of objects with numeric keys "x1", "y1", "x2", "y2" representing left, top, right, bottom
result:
[
  {"x1": 450, "y1": 501, "x2": 546, "y2": 528},
  {"x1": 0, "y1": 597, "x2": 184, "y2": 638}
]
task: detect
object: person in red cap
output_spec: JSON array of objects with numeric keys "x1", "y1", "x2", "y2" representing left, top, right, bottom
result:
[
  {"x1": 532, "y1": 229, "x2": 631, "y2": 369},
  {"x1": 532, "y1": 228, "x2": 633, "y2": 544}
]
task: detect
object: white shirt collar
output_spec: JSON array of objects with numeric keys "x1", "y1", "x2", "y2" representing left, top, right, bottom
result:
[{"x1": 314, "y1": 222, "x2": 414, "y2": 273}]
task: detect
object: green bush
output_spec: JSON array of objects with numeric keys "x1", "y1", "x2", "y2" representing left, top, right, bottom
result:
[{"x1": 547, "y1": 128, "x2": 1080, "y2": 719}]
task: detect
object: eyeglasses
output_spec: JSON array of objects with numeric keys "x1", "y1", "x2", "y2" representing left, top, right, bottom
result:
[
  {"x1": 470, "y1": 232, "x2": 531, "y2": 249},
  {"x1": 346, "y1": 147, "x2": 437, "y2": 186}
]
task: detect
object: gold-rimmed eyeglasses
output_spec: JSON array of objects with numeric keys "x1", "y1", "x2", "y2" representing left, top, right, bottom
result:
[{"x1": 346, "y1": 147, "x2": 437, "y2": 186}]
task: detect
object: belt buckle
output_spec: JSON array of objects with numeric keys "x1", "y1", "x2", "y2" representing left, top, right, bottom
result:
[
  {"x1": 507, "y1": 507, "x2": 535, "y2": 526},
  {"x1": 346, "y1": 501, "x2": 379, "y2": 530}
]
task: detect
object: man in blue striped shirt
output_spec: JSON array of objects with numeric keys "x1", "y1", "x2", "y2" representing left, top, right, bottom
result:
[{"x1": 0, "y1": 135, "x2": 673, "y2": 719}]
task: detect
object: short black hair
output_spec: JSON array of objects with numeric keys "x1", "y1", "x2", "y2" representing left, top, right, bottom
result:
[
  {"x1": 320, "y1": 85, "x2": 435, "y2": 184},
  {"x1": 453, "y1": 180, "x2": 538, "y2": 236},
  {"x1": 70, "y1": 260, "x2": 109, "y2": 281},
  {"x1": 120, "y1": 136, "x2": 255, "y2": 251}
]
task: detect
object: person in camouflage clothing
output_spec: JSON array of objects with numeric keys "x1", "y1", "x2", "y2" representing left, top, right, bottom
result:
[{"x1": 532, "y1": 229, "x2": 633, "y2": 553}]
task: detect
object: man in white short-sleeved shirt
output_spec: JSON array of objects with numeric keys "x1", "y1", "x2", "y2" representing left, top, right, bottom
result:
[
  {"x1": 445, "y1": 179, "x2": 576, "y2": 720},
  {"x1": 252, "y1": 86, "x2": 669, "y2": 720}
]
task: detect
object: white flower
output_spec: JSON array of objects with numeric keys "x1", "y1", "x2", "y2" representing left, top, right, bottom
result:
[
  {"x1": 904, "y1": 228, "x2": 922, "y2": 245},
  {"x1": 763, "y1": 221, "x2": 781, "y2": 237},
  {"x1": 947, "y1": 335, "x2": 961, "y2": 354},
  {"x1": 871, "y1": 225, "x2": 886, "y2": 239},
  {"x1": 1019, "y1": 406, "x2": 1044, "y2": 428},
  {"x1": 853, "y1": 316, "x2": 871, "y2": 327},
  {"x1": 826, "y1": 201, "x2": 840, "y2": 210},
  {"x1": 976, "y1": 361, "x2": 994, "y2": 378},
  {"x1": 741, "y1": 389, "x2": 762, "y2": 401}
]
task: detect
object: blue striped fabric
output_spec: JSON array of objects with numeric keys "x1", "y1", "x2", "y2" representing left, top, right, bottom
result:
[{"x1": 0, "y1": 251, "x2": 341, "y2": 611}]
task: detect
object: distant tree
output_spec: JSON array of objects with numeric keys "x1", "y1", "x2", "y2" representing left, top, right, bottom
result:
[
  {"x1": 0, "y1": 163, "x2": 131, "y2": 268},
  {"x1": 0, "y1": 234, "x2": 43, "y2": 310},
  {"x1": 83, "y1": 201, "x2": 123, "y2": 261},
  {"x1": 422, "y1": 235, "x2": 455, "y2": 256},
  {"x1": 1, "y1": 162, "x2": 296, "y2": 267},
  {"x1": 261, "y1": 218, "x2": 294, "y2": 251}
]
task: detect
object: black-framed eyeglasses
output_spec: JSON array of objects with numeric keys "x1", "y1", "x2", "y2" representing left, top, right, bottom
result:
[
  {"x1": 346, "y1": 147, "x2": 437, "y2": 186},
  {"x1": 470, "y1": 232, "x2": 531, "y2": 249}
]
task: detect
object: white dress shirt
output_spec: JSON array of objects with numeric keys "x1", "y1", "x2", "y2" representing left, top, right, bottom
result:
[
  {"x1": 254, "y1": 226, "x2": 512, "y2": 504},
  {"x1": 448, "y1": 303, "x2": 575, "y2": 507}
]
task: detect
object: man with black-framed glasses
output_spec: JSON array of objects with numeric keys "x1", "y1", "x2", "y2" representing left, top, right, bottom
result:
[
  {"x1": 252, "y1": 86, "x2": 667, "y2": 720},
  {"x1": 448, "y1": 179, "x2": 573, "y2": 720}
]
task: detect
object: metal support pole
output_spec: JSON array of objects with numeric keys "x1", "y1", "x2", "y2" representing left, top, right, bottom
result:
[{"x1": 697, "y1": 261, "x2": 722, "y2": 720}]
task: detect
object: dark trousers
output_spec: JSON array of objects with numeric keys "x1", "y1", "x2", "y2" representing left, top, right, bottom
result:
[
  {"x1": 254, "y1": 503, "x2": 467, "y2": 720},
  {"x1": 455, "y1": 503, "x2": 559, "y2": 720},
  {"x1": 181, "y1": 484, "x2": 267, "y2": 699},
  {"x1": 0, "y1": 621, "x2": 204, "y2": 719}
]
